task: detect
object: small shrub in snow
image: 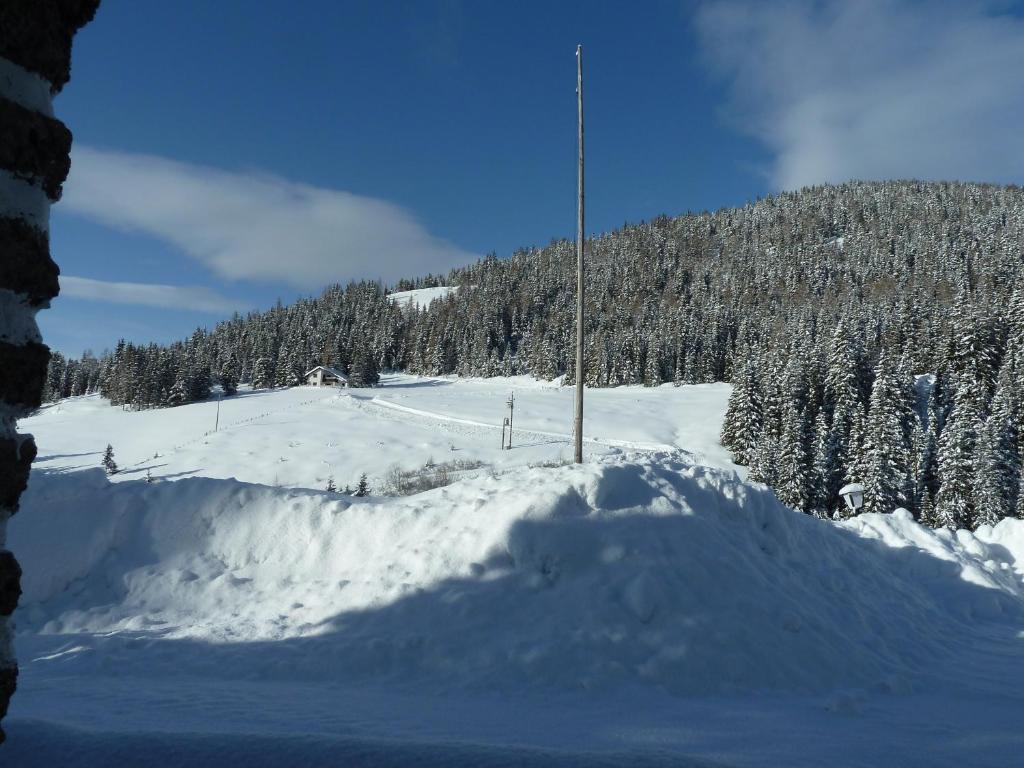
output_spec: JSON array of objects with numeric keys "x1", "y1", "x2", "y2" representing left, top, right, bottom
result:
[
  {"x1": 101, "y1": 444, "x2": 118, "y2": 475},
  {"x1": 528, "y1": 458, "x2": 573, "y2": 470},
  {"x1": 383, "y1": 459, "x2": 486, "y2": 496}
]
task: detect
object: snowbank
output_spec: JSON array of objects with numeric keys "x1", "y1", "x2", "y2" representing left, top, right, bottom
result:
[{"x1": 12, "y1": 454, "x2": 1023, "y2": 697}]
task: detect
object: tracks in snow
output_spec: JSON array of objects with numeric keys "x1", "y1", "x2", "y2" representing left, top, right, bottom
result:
[{"x1": 347, "y1": 393, "x2": 682, "y2": 457}]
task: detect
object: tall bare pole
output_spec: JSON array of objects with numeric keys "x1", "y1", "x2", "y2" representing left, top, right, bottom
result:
[{"x1": 574, "y1": 44, "x2": 585, "y2": 464}]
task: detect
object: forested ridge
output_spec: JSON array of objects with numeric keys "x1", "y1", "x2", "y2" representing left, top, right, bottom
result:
[{"x1": 47, "y1": 180, "x2": 1024, "y2": 527}]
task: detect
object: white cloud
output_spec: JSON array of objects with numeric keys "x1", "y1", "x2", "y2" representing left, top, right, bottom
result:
[
  {"x1": 60, "y1": 275, "x2": 246, "y2": 314},
  {"x1": 62, "y1": 147, "x2": 477, "y2": 290},
  {"x1": 696, "y1": 0, "x2": 1024, "y2": 190}
]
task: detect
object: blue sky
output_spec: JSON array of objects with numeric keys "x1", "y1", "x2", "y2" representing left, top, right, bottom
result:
[{"x1": 44, "y1": 0, "x2": 1024, "y2": 356}]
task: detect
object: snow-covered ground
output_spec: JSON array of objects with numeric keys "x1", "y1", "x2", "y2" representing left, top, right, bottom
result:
[
  {"x1": 22, "y1": 374, "x2": 740, "y2": 492},
  {"x1": 388, "y1": 285, "x2": 457, "y2": 309},
  {"x1": 6, "y1": 376, "x2": 1024, "y2": 766}
]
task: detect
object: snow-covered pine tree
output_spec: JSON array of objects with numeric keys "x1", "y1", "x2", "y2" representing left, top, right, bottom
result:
[
  {"x1": 844, "y1": 404, "x2": 869, "y2": 486},
  {"x1": 862, "y1": 355, "x2": 912, "y2": 515},
  {"x1": 187, "y1": 364, "x2": 211, "y2": 403},
  {"x1": 250, "y1": 357, "x2": 272, "y2": 390},
  {"x1": 354, "y1": 473, "x2": 369, "y2": 497},
  {"x1": 325, "y1": 476, "x2": 337, "y2": 493},
  {"x1": 349, "y1": 347, "x2": 380, "y2": 388},
  {"x1": 165, "y1": 379, "x2": 189, "y2": 407},
  {"x1": 817, "y1": 322, "x2": 862, "y2": 511},
  {"x1": 720, "y1": 358, "x2": 763, "y2": 465},
  {"x1": 934, "y1": 378, "x2": 985, "y2": 530},
  {"x1": 102, "y1": 444, "x2": 118, "y2": 475},
  {"x1": 275, "y1": 349, "x2": 300, "y2": 388},
  {"x1": 775, "y1": 397, "x2": 814, "y2": 512},
  {"x1": 972, "y1": 386, "x2": 1021, "y2": 527},
  {"x1": 219, "y1": 359, "x2": 239, "y2": 396}
]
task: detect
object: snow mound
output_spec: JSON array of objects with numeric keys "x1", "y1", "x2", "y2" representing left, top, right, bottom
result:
[{"x1": 12, "y1": 454, "x2": 1024, "y2": 697}]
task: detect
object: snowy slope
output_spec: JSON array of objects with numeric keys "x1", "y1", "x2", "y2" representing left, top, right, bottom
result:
[
  {"x1": 388, "y1": 286, "x2": 457, "y2": 309},
  {"x1": 6, "y1": 376, "x2": 1024, "y2": 766},
  {"x1": 22, "y1": 375, "x2": 740, "y2": 491}
]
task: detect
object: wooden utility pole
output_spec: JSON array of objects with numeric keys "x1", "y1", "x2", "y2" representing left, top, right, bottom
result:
[{"x1": 574, "y1": 44, "x2": 585, "y2": 464}]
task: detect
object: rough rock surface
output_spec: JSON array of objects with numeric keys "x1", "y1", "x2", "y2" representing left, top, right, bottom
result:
[{"x1": 0, "y1": 0, "x2": 99, "y2": 746}]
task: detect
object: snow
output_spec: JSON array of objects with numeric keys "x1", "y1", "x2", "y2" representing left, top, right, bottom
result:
[
  {"x1": 7, "y1": 376, "x2": 1024, "y2": 765},
  {"x1": 0, "y1": 168, "x2": 50, "y2": 231},
  {"x1": 22, "y1": 374, "x2": 741, "y2": 491},
  {"x1": 388, "y1": 285, "x2": 457, "y2": 309},
  {"x1": 0, "y1": 289, "x2": 42, "y2": 346},
  {"x1": 0, "y1": 56, "x2": 54, "y2": 117}
]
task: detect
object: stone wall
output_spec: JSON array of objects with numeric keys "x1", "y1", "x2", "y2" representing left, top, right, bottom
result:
[{"x1": 0, "y1": 0, "x2": 99, "y2": 744}]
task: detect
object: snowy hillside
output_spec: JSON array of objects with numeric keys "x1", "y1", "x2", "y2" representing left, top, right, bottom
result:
[
  {"x1": 6, "y1": 376, "x2": 1024, "y2": 766},
  {"x1": 23, "y1": 374, "x2": 739, "y2": 491},
  {"x1": 388, "y1": 285, "x2": 457, "y2": 309}
]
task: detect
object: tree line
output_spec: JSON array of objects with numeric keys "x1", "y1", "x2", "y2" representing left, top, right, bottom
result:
[
  {"x1": 721, "y1": 290, "x2": 1023, "y2": 528},
  {"x1": 45, "y1": 180, "x2": 1024, "y2": 527}
]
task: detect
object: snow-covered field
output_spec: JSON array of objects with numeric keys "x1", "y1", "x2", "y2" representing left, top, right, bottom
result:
[
  {"x1": 22, "y1": 374, "x2": 740, "y2": 491},
  {"x1": 6, "y1": 376, "x2": 1024, "y2": 766}
]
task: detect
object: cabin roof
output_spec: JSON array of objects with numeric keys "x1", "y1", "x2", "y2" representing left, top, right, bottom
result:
[{"x1": 304, "y1": 365, "x2": 347, "y2": 379}]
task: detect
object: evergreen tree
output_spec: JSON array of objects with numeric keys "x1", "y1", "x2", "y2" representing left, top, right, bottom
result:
[
  {"x1": 721, "y1": 359, "x2": 763, "y2": 465},
  {"x1": 972, "y1": 387, "x2": 1021, "y2": 527},
  {"x1": 354, "y1": 473, "x2": 369, "y2": 497},
  {"x1": 187, "y1": 365, "x2": 211, "y2": 402},
  {"x1": 252, "y1": 357, "x2": 274, "y2": 390},
  {"x1": 275, "y1": 350, "x2": 300, "y2": 388},
  {"x1": 935, "y1": 379, "x2": 985, "y2": 530},
  {"x1": 349, "y1": 348, "x2": 380, "y2": 388},
  {"x1": 166, "y1": 379, "x2": 189, "y2": 407},
  {"x1": 774, "y1": 399, "x2": 815, "y2": 514},
  {"x1": 102, "y1": 444, "x2": 118, "y2": 475},
  {"x1": 845, "y1": 405, "x2": 870, "y2": 488},
  {"x1": 219, "y1": 360, "x2": 239, "y2": 396},
  {"x1": 862, "y1": 355, "x2": 912, "y2": 514},
  {"x1": 325, "y1": 476, "x2": 337, "y2": 493}
]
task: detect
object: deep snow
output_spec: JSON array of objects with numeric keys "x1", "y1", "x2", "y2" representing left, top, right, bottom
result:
[{"x1": 5, "y1": 377, "x2": 1024, "y2": 766}]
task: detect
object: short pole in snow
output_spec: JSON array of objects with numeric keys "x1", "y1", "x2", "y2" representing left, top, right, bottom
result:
[
  {"x1": 214, "y1": 392, "x2": 222, "y2": 432},
  {"x1": 506, "y1": 392, "x2": 514, "y2": 449}
]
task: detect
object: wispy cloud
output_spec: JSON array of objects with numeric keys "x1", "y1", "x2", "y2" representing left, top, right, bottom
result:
[
  {"x1": 62, "y1": 147, "x2": 477, "y2": 290},
  {"x1": 696, "y1": 0, "x2": 1024, "y2": 190},
  {"x1": 60, "y1": 275, "x2": 246, "y2": 314}
]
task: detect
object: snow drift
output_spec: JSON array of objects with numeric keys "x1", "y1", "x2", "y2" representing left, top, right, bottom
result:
[{"x1": 12, "y1": 453, "x2": 1023, "y2": 699}]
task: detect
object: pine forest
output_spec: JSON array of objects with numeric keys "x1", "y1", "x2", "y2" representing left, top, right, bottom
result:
[{"x1": 46, "y1": 180, "x2": 1024, "y2": 529}]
